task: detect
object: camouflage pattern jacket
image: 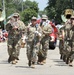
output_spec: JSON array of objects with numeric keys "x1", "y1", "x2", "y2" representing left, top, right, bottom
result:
[
  {"x1": 40, "y1": 23, "x2": 52, "y2": 37},
  {"x1": 26, "y1": 24, "x2": 42, "y2": 42},
  {"x1": 6, "y1": 20, "x2": 26, "y2": 39}
]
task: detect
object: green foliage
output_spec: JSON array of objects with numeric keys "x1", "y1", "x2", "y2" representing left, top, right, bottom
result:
[
  {"x1": 0, "y1": 0, "x2": 39, "y2": 29},
  {"x1": 21, "y1": 8, "x2": 37, "y2": 25},
  {"x1": 46, "y1": 0, "x2": 74, "y2": 24},
  {"x1": 4, "y1": 0, "x2": 39, "y2": 25},
  {"x1": 23, "y1": 0, "x2": 39, "y2": 13},
  {"x1": 39, "y1": 9, "x2": 47, "y2": 17},
  {"x1": 20, "y1": 0, "x2": 39, "y2": 25}
]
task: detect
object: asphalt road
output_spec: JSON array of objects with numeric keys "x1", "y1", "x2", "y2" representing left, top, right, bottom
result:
[{"x1": 0, "y1": 41, "x2": 74, "y2": 75}]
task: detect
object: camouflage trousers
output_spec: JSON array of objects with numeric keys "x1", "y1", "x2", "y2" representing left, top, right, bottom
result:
[
  {"x1": 38, "y1": 36, "x2": 49, "y2": 62},
  {"x1": 26, "y1": 41, "x2": 40, "y2": 62},
  {"x1": 66, "y1": 41, "x2": 74, "y2": 61},
  {"x1": 61, "y1": 40, "x2": 74, "y2": 63},
  {"x1": 7, "y1": 37, "x2": 21, "y2": 60},
  {"x1": 59, "y1": 40, "x2": 64, "y2": 54}
]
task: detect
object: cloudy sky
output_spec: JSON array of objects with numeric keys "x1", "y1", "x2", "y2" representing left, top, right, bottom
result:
[{"x1": 23, "y1": 0, "x2": 48, "y2": 10}]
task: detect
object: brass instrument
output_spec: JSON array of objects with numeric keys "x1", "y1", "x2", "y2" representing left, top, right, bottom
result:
[{"x1": 61, "y1": 9, "x2": 73, "y2": 22}]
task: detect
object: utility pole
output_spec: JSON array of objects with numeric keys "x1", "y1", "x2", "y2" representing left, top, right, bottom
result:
[
  {"x1": 22, "y1": 0, "x2": 23, "y2": 12},
  {"x1": 70, "y1": 0, "x2": 73, "y2": 9},
  {"x1": 3, "y1": 0, "x2": 6, "y2": 29}
]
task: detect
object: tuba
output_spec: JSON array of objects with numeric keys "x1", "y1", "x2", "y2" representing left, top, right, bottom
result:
[{"x1": 61, "y1": 9, "x2": 73, "y2": 22}]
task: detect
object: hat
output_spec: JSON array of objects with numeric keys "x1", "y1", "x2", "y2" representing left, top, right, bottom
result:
[
  {"x1": 13, "y1": 13, "x2": 19, "y2": 17},
  {"x1": 42, "y1": 15, "x2": 47, "y2": 20},
  {"x1": 32, "y1": 16, "x2": 37, "y2": 20}
]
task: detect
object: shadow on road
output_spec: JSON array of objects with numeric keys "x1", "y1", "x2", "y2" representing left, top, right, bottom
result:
[
  {"x1": 52, "y1": 59, "x2": 67, "y2": 66},
  {"x1": 15, "y1": 66, "x2": 30, "y2": 68},
  {"x1": 0, "y1": 60, "x2": 9, "y2": 64}
]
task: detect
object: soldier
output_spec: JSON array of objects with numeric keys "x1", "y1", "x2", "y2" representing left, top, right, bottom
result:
[
  {"x1": 37, "y1": 15, "x2": 52, "y2": 65},
  {"x1": 66, "y1": 12, "x2": 74, "y2": 67},
  {"x1": 6, "y1": 13, "x2": 26, "y2": 64},
  {"x1": 26, "y1": 16, "x2": 42, "y2": 68},
  {"x1": 58, "y1": 25, "x2": 65, "y2": 59},
  {"x1": 59, "y1": 9, "x2": 73, "y2": 63}
]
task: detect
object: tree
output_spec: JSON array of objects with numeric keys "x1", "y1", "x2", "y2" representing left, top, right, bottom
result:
[
  {"x1": 3, "y1": 0, "x2": 39, "y2": 25},
  {"x1": 39, "y1": 9, "x2": 47, "y2": 17},
  {"x1": 46, "y1": 0, "x2": 74, "y2": 24},
  {"x1": 21, "y1": 8, "x2": 37, "y2": 25},
  {"x1": 23, "y1": 0, "x2": 39, "y2": 13},
  {"x1": 21, "y1": 0, "x2": 39, "y2": 25}
]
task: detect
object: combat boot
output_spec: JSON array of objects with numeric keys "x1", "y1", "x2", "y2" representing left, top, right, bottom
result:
[
  {"x1": 69, "y1": 60, "x2": 73, "y2": 67},
  {"x1": 69, "y1": 63, "x2": 73, "y2": 67},
  {"x1": 42, "y1": 59, "x2": 46, "y2": 64},
  {"x1": 8, "y1": 56, "x2": 12, "y2": 63},
  {"x1": 63, "y1": 55, "x2": 66, "y2": 62},
  {"x1": 40, "y1": 62, "x2": 44, "y2": 65},
  {"x1": 15, "y1": 59, "x2": 18, "y2": 63},
  {"x1": 12, "y1": 60, "x2": 16, "y2": 64},
  {"x1": 66, "y1": 57, "x2": 70, "y2": 64},
  {"x1": 28, "y1": 60, "x2": 31, "y2": 67},
  {"x1": 12, "y1": 58, "x2": 18, "y2": 64},
  {"x1": 31, "y1": 62, "x2": 35, "y2": 68},
  {"x1": 60, "y1": 54, "x2": 63, "y2": 59}
]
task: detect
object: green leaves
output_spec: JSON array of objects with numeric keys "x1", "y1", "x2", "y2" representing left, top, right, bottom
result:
[
  {"x1": 4, "y1": 0, "x2": 38, "y2": 25},
  {"x1": 46, "y1": 0, "x2": 74, "y2": 24},
  {"x1": 21, "y1": 8, "x2": 37, "y2": 25}
]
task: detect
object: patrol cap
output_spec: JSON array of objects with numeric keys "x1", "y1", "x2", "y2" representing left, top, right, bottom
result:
[
  {"x1": 13, "y1": 13, "x2": 19, "y2": 17},
  {"x1": 31, "y1": 16, "x2": 37, "y2": 21},
  {"x1": 42, "y1": 15, "x2": 48, "y2": 20},
  {"x1": 32, "y1": 16, "x2": 37, "y2": 20}
]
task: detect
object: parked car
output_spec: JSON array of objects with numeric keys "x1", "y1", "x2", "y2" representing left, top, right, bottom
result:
[{"x1": 49, "y1": 22, "x2": 58, "y2": 49}]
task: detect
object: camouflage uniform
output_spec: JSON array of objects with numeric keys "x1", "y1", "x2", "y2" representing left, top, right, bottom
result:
[
  {"x1": 58, "y1": 26, "x2": 65, "y2": 59},
  {"x1": 26, "y1": 17, "x2": 42, "y2": 68},
  {"x1": 62, "y1": 21, "x2": 72, "y2": 63},
  {"x1": 68, "y1": 26, "x2": 74, "y2": 66},
  {"x1": 60, "y1": 9, "x2": 73, "y2": 63},
  {"x1": 65, "y1": 12, "x2": 74, "y2": 66},
  {"x1": 38, "y1": 20, "x2": 52, "y2": 64},
  {"x1": 6, "y1": 14, "x2": 26, "y2": 64}
]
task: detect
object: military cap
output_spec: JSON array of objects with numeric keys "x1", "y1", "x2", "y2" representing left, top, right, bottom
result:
[
  {"x1": 42, "y1": 15, "x2": 48, "y2": 20},
  {"x1": 13, "y1": 13, "x2": 19, "y2": 17},
  {"x1": 31, "y1": 16, "x2": 37, "y2": 20}
]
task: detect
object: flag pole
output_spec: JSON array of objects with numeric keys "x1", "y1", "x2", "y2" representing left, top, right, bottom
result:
[{"x1": 3, "y1": 0, "x2": 6, "y2": 29}]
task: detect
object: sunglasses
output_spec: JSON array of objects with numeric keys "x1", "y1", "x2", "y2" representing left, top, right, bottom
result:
[
  {"x1": 71, "y1": 18, "x2": 74, "y2": 20},
  {"x1": 13, "y1": 16, "x2": 18, "y2": 18},
  {"x1": 31, "y1": 20, "x2": 36, "y2": 21}
]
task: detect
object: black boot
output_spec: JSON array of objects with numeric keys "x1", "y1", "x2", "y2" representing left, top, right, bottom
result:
[
  {"x1": 66, "y1": 57, "x2": 70, "y2": 64},
  {"x1": 31, "y1": 62, "x2": 35, "y2": 68},
  {"x1": 60, "y1": 54, "x2": 62, "y2": 59},
  {"x1": 8, "y1": 56, "x2": 12, "y2": 63},
  {"x1": 28, "y1": 60, "x2": 31, "y2": 67},
  {"x1": 69, "y1": 60, "x2": 73, "y2": 67},
  {"x1": 63, "y1": 55, "x2": 66, "y2": 62}
]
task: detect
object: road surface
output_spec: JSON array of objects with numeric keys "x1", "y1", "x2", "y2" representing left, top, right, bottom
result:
[{"x1": 0, "y1": 41, "x2": 74, "y2": 75}]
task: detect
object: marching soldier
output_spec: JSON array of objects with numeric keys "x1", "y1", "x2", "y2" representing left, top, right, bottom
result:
[
  {"x1": 59, "y1": 9, "x2": 73, "y2": 63},
  {"x1": 66, "y1": 12, "x2": 74, "y2": 67},
  {"x1": 6, "y1": 13, "x2": 26, "y2": 64},
  {"x1": 26, "y1": 16, "x2": 42, "y2": 68},
  {"x1": 58, "y1": 25, "x2": 65, "y2": 59},
  {"x1": 37, "y1": 15, "x2": 52, "y2": 65}
]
